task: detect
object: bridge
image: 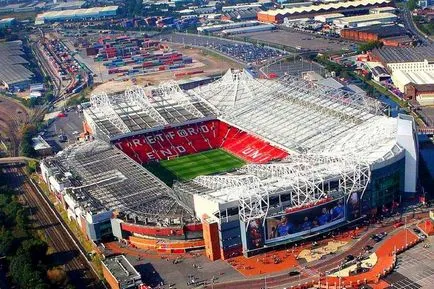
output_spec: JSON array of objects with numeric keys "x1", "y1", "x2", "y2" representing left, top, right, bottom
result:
[{"x1": 0, "y1": 157, "x2": 38, "y2": 164}]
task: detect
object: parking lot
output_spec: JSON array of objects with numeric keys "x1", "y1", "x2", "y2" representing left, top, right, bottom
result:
[
  {"x1": 385, "y1": 236, "x2": 434, "y2": 289},
  {"x1": 241, "y1": 30, "x2": 353, "y2": 52},
  {"x1": 43, "y1": 107, "x2": 84, "y2": 152},
  {"x1": 124, "y1": 253, "x2": 243, "y2": 289},
  {"x1": 164, "y1": 33, "x2": 285, "y2": 64}
]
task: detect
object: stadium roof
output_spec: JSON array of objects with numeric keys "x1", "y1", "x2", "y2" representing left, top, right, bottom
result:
[
  {"x1": 84, "y1": 84, "x2": 217, "y2": 141},
  {"x1": 372, "y1": 45, "x2": 434, "y2": 63},
  {"x1": 258, "y1": 0, "x2": 391, "y2": 16},
  {"x1": 42, "y1": 141, "x2": 195, "y2": 223},
  {"x1": 84, "y1": 69, "x2": 408, "y2": 222}
]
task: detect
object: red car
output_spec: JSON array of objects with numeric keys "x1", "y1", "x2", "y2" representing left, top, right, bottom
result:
[{"x1": 393, "y1": 221, "x2": 404, "y2": 228}]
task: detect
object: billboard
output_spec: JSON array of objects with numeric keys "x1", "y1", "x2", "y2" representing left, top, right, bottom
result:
[
  {"x1": 265, "y1": 198, "x2": 345, "y2": 244},
  {"x1": 245, "y1": 218, "x2": 265, "y2": 250}
]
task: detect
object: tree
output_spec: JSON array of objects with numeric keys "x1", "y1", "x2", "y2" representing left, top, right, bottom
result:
[
  {"x1": 407, "y1": 0, "x2": 417, "y2": 11},
  {"x1": 358, "y1": 40, "x2": 383, "y2": 53},
  {"x1": 0, "y1": 227, "x2": 15, "y2": 256}
]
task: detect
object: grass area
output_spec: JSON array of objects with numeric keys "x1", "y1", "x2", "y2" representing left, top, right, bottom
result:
[{"x1": 146, "y1": 149, "x2": 245, "y2": 184}]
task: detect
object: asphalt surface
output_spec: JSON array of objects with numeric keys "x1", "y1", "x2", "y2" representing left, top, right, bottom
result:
[
  {"x1": 241, "y1": 30, "x2": 352, "y2": 53},
  {"x1": 43, "y1": 107, "x2": 84, "y2": 152},
  {"x1": 163, "y1": 33, "x2": 285, "y2": 65},
  {"x1": 2, "y1": 166, "x2": 103, "y2": 289},
  {"x1": 400, "y1": 7, "x2": 432, "y2": 46},
  {"x1": 386, "y1": 235, "x2": 434, "y2": 289}
]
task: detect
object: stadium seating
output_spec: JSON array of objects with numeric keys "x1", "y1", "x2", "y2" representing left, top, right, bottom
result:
[{"x1": 114, "y1": 119, "x2": 288, "y2": 164}]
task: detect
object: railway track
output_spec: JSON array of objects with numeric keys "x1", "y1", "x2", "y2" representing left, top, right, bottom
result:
[{"x1": 2, "y1": 166, "x2": 104, "y2": 289}]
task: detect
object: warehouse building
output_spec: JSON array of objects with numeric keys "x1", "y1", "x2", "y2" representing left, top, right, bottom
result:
[
  {"x1": 370, "y1": 45, "x2": 434, "y2": 73},
  {"x1": 35, "y1": 6, "x2": 118, "y2": 24},
  {"x1": 197, "y1": 20, "x2": 259, "y2": 34},
  {"x1": 257, "y1": 0, "x2": 391, "y2": 23},
  {"x1": 333, "y1": 12, "x2": 397, "y2": 28},
  {"x1": 314, "y1": 13, "x2": 344, "y2": 23},
  {"x1": 0, "y1": 41, "x2": 34, "y2": 90},
  {"x1": 391, "y1": 70, "x2": 434, "y2": 92},
  {"x1": 404, "y1": 83, "x2": 434, "y2": 105},
  {"x1": 370, "y1": 6, "x2": 396, "y2": 13},
  {"x1": 221, "y1": 24, "x2": 275, "y2": 35},
  {"x1": 0, "y1": 17, "x2": 16, "y2": 28},
  {"x1": 102, "y1": 255, "x2": 142, "y2": 289},
  {"x1": 340, "y1": 24, "x2": 413, "y2": 46}
]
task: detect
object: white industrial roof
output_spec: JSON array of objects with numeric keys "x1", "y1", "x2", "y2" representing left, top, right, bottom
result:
[
  {"x1": 259, "y1": 0, "x2": 391, "y2": 16},
  {"x1": 392, "y1": 70, "x2": 434, "y2": 86},
  {"x1": 36, "y1": 6, "x2": 118, "y2": 20},
  {"x1": 334, "y1": 12, "x2": 396, "y2": 24}
]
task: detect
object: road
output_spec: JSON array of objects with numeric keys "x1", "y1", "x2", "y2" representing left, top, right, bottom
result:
[
  {"x1": 209, "y1": 214, "x2": 428, "y2": 289},
  {"x1": 1, "y1": 166, "x2": 104, "y2": 289},
  {"x1": 401, "y1": 7, "x2": 432, "y2": 45}
]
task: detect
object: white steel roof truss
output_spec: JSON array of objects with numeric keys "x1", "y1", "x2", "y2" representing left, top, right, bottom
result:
[
  {"x1": 125, "y1": 86, "x2": 168, "y2": 126},
  {"x1": 90, "y1": 92, "x2": 131, "y2": 134}
]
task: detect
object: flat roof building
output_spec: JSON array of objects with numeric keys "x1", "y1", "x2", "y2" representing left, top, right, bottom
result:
[
  {"x1": 0, "y1": 41, "x2": 34, "y2": 90},
  {"x1": 257, "y1": 0, "x2": 391, "y2": 23},
  {"x1": 314, "y1": 13, "x2": 344, "y2": 23},
  {"x1": 102, "y1": 255, "x2": 142, "y2": 289},
  {"x1": 370, "y1": 6, "x2": 396, "y2": 13},
  {"x1": 32, "y1": 135, "x2": 52, "y2": 156},
  {"x1": 35, "y1": 6, "x2": 118, "y2": 25},
  {"x1": 370, "y1": 45, "x2": 434, "y2": 73},
  {"x1": 333, "y1": 12, "x2": 397, "y2": 28}
]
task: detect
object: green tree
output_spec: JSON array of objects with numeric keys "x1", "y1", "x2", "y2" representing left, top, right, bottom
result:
[
  {"x1": 358, "y1": 40, "x2": 383, "y2": 53},
  {"x1": 0, "y1": 227, "x2": 15, "y2": 255},
  {"x1": 407, "y1": 0, "x2": 417, "y2": 10}
]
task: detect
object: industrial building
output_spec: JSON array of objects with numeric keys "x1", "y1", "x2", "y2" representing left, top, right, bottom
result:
[
  {"x1": 0, "y1": 41, "x2": 34, "y2": 90},
  {"x1": 32, "y1": 135, "x2": 52, "y2": 156},
  {"x1": 391, "y1": 70, "x2": 434, "y2": 100},
  {"x1": 333, "y1": 12, "x2": 397, "y2": 28},
  {"x1": 102, "y1": 255, "x2": 142, "y2": 289},
  {"x1": 197, "y1": 20, "x2": 260, "y2": 34},
  {"x1": 221, "y1": 24, "x2": 275, "y2": 35},
  {"x1": 257, "y1": 0, "x2": 391, "y2": 23},
  {"x1": 35, "y1": 6, "x2": 118, "y2": 25},
  {"x1": 369, "y1": 6, "x2": 396, "y2": 13},
  {"x1": 370, "y1": 45, "x2": 434, "y2": 73},
  {"x1": 0, "y1": 17, "x2": 16, "y2": 28},
  {"x1": 314, "y1": 13, "x2": 344, "y2": 23},
  {"x1": 340, "y1": 24, "x2": 413, "y2": 47}
]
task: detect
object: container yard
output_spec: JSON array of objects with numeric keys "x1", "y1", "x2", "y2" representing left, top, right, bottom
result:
[{"x1": 87, "y1": 36, "x2": 195, "y2": 78}]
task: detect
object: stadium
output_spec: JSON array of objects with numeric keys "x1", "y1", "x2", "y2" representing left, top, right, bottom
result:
[{"x1": 41, "y1": 69, "x2": 418, "y2": 260}]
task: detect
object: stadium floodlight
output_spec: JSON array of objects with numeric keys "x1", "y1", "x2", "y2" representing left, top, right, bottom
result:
[
  {"x1": 90, "y1": 92, "x2": 131, "y2": 134},
  {"x1": 125, "y1": 85, "x2": 168, "y2": 126},
  {"x1": 194, "y1": 175, "x2": 269, "y2": 228}
]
